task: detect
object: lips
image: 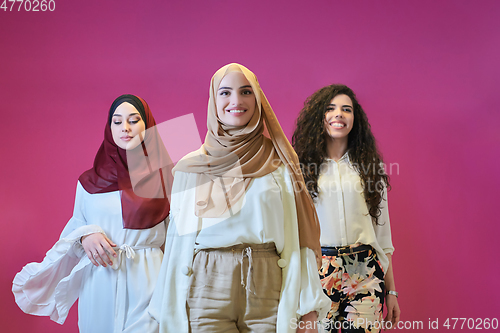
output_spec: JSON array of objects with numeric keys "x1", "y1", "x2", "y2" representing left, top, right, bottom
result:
[
  {"x1": 329, "y1": 121, "x2": 346, "y2": 128},
  {"x1": 120, "y1": 136, "x2": 132, "y2": 141},
  {"x1": 225, "y1": 109, "x2": 247, "y2": 116}
]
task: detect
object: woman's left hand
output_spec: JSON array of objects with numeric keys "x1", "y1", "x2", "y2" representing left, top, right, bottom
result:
[
  {"x1": 384, "y1": 294, "x2": 400, "y2": 329},
  {"x1": 297, "y1": 311, "x2": 318, "y2": 333}
]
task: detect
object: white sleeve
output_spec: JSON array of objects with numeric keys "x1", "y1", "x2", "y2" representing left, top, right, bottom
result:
[
  {"x1": 59, "y1": 182, "x2": 105, "y2": 245},
  {"x1": 149, "y1": 171, "x2": 197, "y2": 333},
  {"x1": 297, "y1": 247, "x2": 331, "y2": 320},
  {"x1": 373, "y1": 187, "x2": 394, "y2": 254},
  {"x1": 278, "y1": 166, "x2": 331, "y2": 320},
  {"x1": 12, "y1": 181, "x2": 100, "y2": 324}
]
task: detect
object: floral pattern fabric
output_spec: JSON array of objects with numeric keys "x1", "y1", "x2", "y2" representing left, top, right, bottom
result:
[{"x1": 319, "y1": 246, "x2": 385, "y2": 333}]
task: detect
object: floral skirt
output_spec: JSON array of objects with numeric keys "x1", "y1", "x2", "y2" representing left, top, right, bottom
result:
[{"x1": 319, "y1": 245, "x2": 385, "y2": 333}]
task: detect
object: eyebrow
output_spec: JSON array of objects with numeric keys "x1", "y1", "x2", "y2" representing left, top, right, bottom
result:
[
  {"x1": 218, "y1": 85, "x2": 253, "y2": 90},
  {"x1": 112, "y1": 113, "x2": 141, "y2": 117},
  {"x1": 328, "y1": 104, "x2": 353, "y2": 108}
]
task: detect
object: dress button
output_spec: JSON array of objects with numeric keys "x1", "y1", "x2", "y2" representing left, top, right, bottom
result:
[
  {"x1": 277, "y1": 259, "x2": 287, "y2": 268},
  {"x1": 181, "y1": 266, "x2": 193, "y2": 276}
]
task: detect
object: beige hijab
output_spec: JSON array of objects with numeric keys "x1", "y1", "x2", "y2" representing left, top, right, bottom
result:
[{"x1": 173, "y1": 63, "x2": 321, "y2": 258}]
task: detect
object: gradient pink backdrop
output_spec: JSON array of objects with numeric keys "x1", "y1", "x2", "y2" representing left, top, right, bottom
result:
[{"x1": 1, "y1": 0, "x2": 499, "y2": 332}]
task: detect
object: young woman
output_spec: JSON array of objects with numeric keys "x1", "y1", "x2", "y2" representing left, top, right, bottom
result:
[
  {"x1": 292, "y1": 85, "x2": 401, "y2": 332},
  {"x1": 149, "y1": 63, "x2": 330, "y2": 333},
  {"x1": 13, "y1": 94, "x2": 171, "y2": 333}
]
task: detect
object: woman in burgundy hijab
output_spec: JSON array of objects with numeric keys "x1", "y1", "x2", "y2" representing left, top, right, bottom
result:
[{"x1": 13, "y1": 95, "x2": 171, "y2": 333}]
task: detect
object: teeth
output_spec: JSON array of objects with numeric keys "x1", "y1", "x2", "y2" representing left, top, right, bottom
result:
[
  {"x1": 331, "y1": 122, "x2": 345, "y2": 128},
  {"x1": 227, "y1": 109, "x2": 245, "y2": 113}
]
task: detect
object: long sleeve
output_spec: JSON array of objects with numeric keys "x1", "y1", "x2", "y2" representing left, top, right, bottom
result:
[
  {"x1": 373, "y1": 188, "x2": 394, "y2": 255},
  {"x1": 149, "y1": 171, "x2": 198, "y2": 333},
  {"x1": 297, "y1": 248, "x2": 330, "y2": 319},
  {"x1": 60, "y1": 182, "x2": 105, "y2": 241},
  {"x1": 12, "y1": 182, "x2": 101, "y2": 324},
  {"x1": 278, "y1": 167, "x2": 331, "y2": 322}
]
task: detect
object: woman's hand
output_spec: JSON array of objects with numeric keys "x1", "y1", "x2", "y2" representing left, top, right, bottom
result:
[
  {"x1": 81, "y1": 233, "x2": 117, "y2": 267},
  {"x1": 297, "y1": 311, "x2": 318, "y2": 333},
  {"x1": 384, "y1": 294, "x2": 400, "y2": 329},
  {"x1": 383, "y1": 253, "x2": 400, "y2": 329}
]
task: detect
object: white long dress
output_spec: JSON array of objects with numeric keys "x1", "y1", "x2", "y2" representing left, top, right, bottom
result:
[
  {"x1": 13, "y1": 181, "x2": 167, "y2": 333},
  {"x1": 149, "y1": 164, "x2": 331, "y2": 333}
]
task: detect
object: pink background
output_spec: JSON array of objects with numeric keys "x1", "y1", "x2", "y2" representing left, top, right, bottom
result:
[{"x1": 2, "y1": 0, "x2": 499, "y2": 332}]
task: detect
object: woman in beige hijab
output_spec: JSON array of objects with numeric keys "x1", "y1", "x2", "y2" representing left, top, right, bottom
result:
[{"x1": 149, "y1": 64, "x2": 330, "y2": 333}]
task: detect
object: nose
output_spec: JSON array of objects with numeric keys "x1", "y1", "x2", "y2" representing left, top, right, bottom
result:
[
  {"x1": 334, "y1": 109, "x2": 343, "y2": 118},
  {"x1": 230, "y1": 93, "x2": 242, "y2": 106},
  {"x1": 122, "y1": 122, "x2": 131, "y2": 132}
]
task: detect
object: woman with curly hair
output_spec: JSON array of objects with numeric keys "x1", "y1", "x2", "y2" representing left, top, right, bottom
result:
[{"x1": 292, "y1": 85, "x2": 400, "y2": 332}]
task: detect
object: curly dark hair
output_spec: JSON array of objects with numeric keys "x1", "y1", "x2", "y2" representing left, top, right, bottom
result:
[{"x1": 292, "y1": 84, "x2": 390, "y2": 225}]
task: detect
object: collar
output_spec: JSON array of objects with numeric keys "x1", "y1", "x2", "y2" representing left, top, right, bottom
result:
[{"x1": 325, "y1": 150, "x2": 350, "y2": 163}]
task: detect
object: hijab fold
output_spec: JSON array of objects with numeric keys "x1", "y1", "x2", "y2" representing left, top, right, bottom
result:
[
  {"x1": 79, "y1": 95, "x2": 171, "y2": 230},
  {"x1": 173, "y1": 64, "x2": 321, "y2": 258}
]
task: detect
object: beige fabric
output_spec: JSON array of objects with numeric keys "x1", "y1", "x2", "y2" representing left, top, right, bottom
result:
[
  {"x1": 173, "y1": 63, "x2": 321, "y2": 260},
  {"x1": 187, "y1": 244, "x2": 281, "y2": 332}
]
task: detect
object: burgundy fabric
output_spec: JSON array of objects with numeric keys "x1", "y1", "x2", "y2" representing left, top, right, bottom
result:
[{"x1": 79, "y1": 95, "x2": 171, "y2": 229}]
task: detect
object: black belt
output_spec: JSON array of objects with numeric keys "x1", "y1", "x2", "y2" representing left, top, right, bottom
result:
[{"x1": 321, "y1": 244, "x2": 373, "y2": 256}]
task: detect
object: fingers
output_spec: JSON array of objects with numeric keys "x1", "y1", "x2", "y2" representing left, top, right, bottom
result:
[
  {"x1": 81, "y1": 233, "x2": 116, "y2": 267},
  {"x1": 97, "y1": 245, "x2": 114, "y2": 266},
  {"x1": 392, "y1": 307, "x2": 401, "y2": 327},
  {"x1": 93, "y1": 249, "x2": 109, "y2": 267},
  {"x1": 385, "y1": 305, "x2": 394, "y2": 329},
  {"x1": 87, "y1": 247, "x2": 112, "y2": 267},
  {"x1": 104, "y1": 234, "x2": 117, "y2": 247},
  {"x1": 385, "y1": 304, "x2": 393, "y2": 321},
  {"x1": 85, "y1": 248, "x2": 106, "y2": 267},
  {"x1": 85, "y1": 248, "x2": 99, "y2": 266},
  {"x1": 384, "y1": 302, "x2": 401, "y2": 329},
  {"x1": 102, "y1": 236, "x2": 118, "y2": 258}
]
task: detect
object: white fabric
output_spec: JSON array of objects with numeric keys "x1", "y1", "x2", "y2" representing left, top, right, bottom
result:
[
  {"x1": 149, "y1": 164, "x2": 330, "y2": 333},
  {"x1": 13, "y1": 182, "x2": 166, "y2": 333},
  {"x1": 315, "y1": 152, "x2": 394, "y2": 272}
]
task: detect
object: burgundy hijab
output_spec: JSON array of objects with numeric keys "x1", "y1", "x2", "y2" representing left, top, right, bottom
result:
[{"x1": 78, "y1": 95, "x2": 171, "y2": 229}]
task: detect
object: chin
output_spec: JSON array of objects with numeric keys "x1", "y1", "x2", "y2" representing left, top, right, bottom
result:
[{"x1": 328, "y1": 133, "x2": 349, "y2": 140}]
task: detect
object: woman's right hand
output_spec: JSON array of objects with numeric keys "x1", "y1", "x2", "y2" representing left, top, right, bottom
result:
[{"x1": 81, "y1": 233, "x2": 118, "y2": 267}]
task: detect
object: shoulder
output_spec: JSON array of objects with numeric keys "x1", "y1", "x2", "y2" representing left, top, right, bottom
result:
[
  {"x1": 267, "y1": 164, "x2": 287, "y2": 184},
  {"x1": 269, "y1": 164, "x2": 297, "y2": 194},
  {"x1": 271, "y1": 163, "x2": 287, "y2": 177},
  {"x1": 76, "y1": 180, "x2": 91, "y2": 196}
]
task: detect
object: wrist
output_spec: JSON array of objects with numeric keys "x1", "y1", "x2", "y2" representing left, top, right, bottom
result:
[
  {"x1": 386, "y1": 290, "x2": 398, "y2": 298},
  {"x1": 301, "y1": 311, "x2": 318, "y2": 321}
]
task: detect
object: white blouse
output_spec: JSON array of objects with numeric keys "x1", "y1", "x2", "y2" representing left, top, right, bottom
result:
[
  {"x1": 315, "y1": 152, "x2": 394, "y2": 272},
  {"x1": 149, "y1": 164, "x2": 331, "y2": 333},
  {"x1": 194, "y1": 163, "x2": 285, "y2": 251},
  {"x1": 13, "y1": 182, "x2": 166, "y2": 333}
]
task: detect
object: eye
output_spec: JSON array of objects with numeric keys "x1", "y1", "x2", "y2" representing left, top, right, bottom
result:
[
  {"x1": 219, "y1": 90, "x2": 230, "y2": 96},
  {"x1": 343, "y1": 107, "x2": 352, "y2": 112},
  {"x1": 241, "y1": 89, "x2": 253, "y2": 95},
  {"x1": 113, "y1": 121, "x2": 122, "y2": 125}
]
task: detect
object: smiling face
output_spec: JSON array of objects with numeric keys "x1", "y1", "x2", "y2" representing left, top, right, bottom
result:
[
  {"x1": 216, "y1": 71, "x2": 257, "y2": 127},
  {"x1": 324, "y1": 94, "x2": 354, "y2": 141},
  {"x1": 110, "y1": 102, "x2": 146, "y2": 150}
]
